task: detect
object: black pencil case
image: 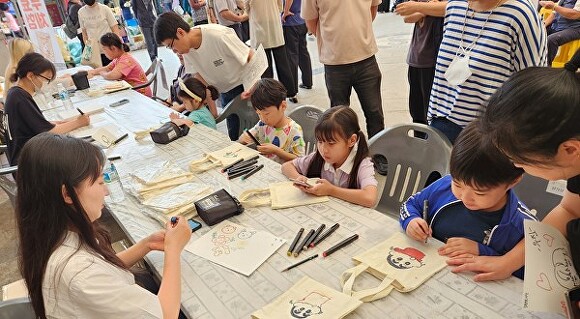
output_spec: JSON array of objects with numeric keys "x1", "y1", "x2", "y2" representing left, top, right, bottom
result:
[{"x1": 194, "y1": 189, "x2": 244, "y2": 226}]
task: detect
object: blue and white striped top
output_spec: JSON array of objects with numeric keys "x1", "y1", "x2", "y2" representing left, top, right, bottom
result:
[{"x1": 428, "y1": 0, "x2": 547, "y2": 127}]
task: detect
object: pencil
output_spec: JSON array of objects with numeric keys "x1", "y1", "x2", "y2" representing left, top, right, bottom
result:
[
  {"x1": 281, "y1": 254, "x2": 318, "y2": 272},
  {"x1": 241, "y1": 164, "x2": 264, "y2": 180},
  {"x1": 423, "y1": 199, "x2": 429, "y2": 243},
  {"x1": 309, "y1": 223, "x2": 339, "y2": 248},
  {"x1": 322, "y1": 234, "x2": 359, "y2": 258},
  {"x1": 294, "y1": 229, "x2": 314, "y2": 257},
  {"x1": 287, "y1": 228, "x2": 304, "y2": 256},
  {"x1": 303, "y1": 224, "x2": 325, "y2": 251}
]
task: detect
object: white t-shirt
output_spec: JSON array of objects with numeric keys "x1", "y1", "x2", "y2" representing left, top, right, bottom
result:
[
  {"x1": 246, "y1": 0, "x2": 285, "y2": 49},
  {"x1": 78, "y1": 3, "x2": 118, "y2": 41},
  {"x1": 42, "y1": 232, "x2": 162, "y2": 318},
  {"x1": 214, "y1": 0, "x2": 238, "y2": 26},
  {"x1": 183, "y1": 24, "x2": 251, "y2": 92}
]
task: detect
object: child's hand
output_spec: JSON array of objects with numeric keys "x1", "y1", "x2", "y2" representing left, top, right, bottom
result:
[
  {"x1": 169, "y1": 112, "x2": 180, "y2": 120},
  {"x1": 438, "y1": 237, "x2": 479, "y2": 257},
  {"x1": 300, "y1": 179, "x2": 334, "y2": 196},
  {"x1": 238, "y1": 133, "x2": 252, "y2": 145},
  {"x1": 257, "y1": 143, "x2": 280, "y2": 156},
  {"x1": 406, "y1": 218, "x2": 431, "y2": 242}
]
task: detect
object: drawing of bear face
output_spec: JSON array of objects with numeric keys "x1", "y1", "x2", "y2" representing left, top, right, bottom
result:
[
  {"x1": 238, "y1": 229, "x2": 256, "y2": 240},
  {"x1": 221, "y1": 224, "x2": 237, "y2": 234},
  {"x1": 289, "y1": 301, "x2": 322, "y2": 318},
  {"x1": 386, "y1": 246, "x2": 425, "y2": 269}
]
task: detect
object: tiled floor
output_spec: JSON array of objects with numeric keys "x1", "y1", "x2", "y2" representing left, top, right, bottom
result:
[{"x1": 0, "y1": 12, "x2": 414, "y2": 291}]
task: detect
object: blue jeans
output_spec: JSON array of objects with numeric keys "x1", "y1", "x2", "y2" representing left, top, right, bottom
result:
[
  {"x1": 221, "y1": 84, "x2": 245, "y2": 140},
  {"x1": 429, "y1": 117, "x2": 463, "y2": 144},
  {"x1": 324, "y1": 55, "x2": 384, "y2": 138}
]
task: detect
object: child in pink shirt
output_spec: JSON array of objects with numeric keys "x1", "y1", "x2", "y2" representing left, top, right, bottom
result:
[{"x1": 88, "y1": 33, "x2": 152, "y2": 97}]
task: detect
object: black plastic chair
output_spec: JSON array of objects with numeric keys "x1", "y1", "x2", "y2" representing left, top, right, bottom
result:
[
  {"x1": 0, "y1": 298, "x2": 35, "y2": 319},
  {"x1": 288, "y1": 105, "x2": 325, "y2": 155},
  {"x1": 215, "y1": 94, "x2": 259, "y2": 138},
  {"x1": 513, "y1": 174, "x2": 564, "y2": 220},
  {"x1": 132, "y1": 58, "x2": 168, "y2": 103}
]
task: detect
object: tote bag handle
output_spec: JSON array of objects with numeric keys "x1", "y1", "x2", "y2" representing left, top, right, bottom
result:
[{"x1": 340, "y1": 263, "x2": 395, "y2": 302}]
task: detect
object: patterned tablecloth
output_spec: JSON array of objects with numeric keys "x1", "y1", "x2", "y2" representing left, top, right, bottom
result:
[{"x1": 63, "y1": 89, "x2": 560, "y2": 319}]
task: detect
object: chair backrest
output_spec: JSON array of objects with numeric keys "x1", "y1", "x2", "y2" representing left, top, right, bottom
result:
[
  {"x1": 216, "y1": 94, "x2": 259, "y2": 138},
  {"x1": 369, "y1": 123, "x2": 452, "y2": 218},
  {"x1": 0, "y1": 164, "x2": 17, "y2": 209},
  {"x1": 133, "y1": 58, "x2": 168, "y2": 98},
  {"x1": 0, "y1": 298, "x2": 35, "y2": 319},
  {"x1": 288, "y1": 105, "x2": 324, "y2": 155},
  {"x1": 513, "y1": 174, "x2": 564, "y2": 220}
]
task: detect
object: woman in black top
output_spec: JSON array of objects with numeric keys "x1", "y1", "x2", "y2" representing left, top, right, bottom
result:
[
  {"x1": 4, "y1": 53, "x2": 90, "y2": 164},
  {"x1": 68, "y1": 0, "x2": 85, "y2": 51},
  {"x1": 447, "y1": 55, "x2": 580, "y2": 281}
]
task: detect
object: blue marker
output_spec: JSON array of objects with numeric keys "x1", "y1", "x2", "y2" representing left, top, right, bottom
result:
[{"x1": 170, "y1": 216, "x2": 178, "y2": 227}]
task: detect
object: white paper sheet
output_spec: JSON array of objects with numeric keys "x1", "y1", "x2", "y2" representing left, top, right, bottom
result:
[
  {"x1": 57, "y1": 104, "x2": 105, "y2": 121},
  {"x1": 242, "y1": 44, "x2": 268, "y2": 91},
  {"x1": 185, "y1": 220, "x2": 285, "y2": 276},
  {"x1": 523, "y1": 220, "x2": 580, "y2": 315}
]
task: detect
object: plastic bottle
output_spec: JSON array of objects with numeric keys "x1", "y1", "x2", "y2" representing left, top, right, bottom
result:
[
  {"x1": 104, "y1": 162, "x2": 125, "y2": 203},
  {"x1": 57, "y1": 83, "x2": 74, "y2": 110}
]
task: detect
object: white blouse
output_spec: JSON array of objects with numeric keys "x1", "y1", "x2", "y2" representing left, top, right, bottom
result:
[{"x1": 42, "y1": 232, "x2": 162, "y2": 318}]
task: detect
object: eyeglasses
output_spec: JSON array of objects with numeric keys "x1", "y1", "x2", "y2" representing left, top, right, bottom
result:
[
  {"x1": 37, "y1": 74, "x2": 52, "y2": 83},
  {"x1": 166, "y1": 37, "x2": 175, "y2": 50}
]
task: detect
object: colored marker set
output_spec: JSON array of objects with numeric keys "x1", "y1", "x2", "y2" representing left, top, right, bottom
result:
[
  {"x1": 282, "y1": 223, "x2": 359, "y2": 272},
  {"x1": 221, "y1": 155, "x2": 263, "y2": 180}
]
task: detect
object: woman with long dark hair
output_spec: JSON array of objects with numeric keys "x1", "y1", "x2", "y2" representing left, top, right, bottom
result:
[
  {"x1": 4, "y1": 53, "x2": 89, "y2": 165},
  {"x1": 447, "y1": 57, "x2": 580, "y2": 281},
  {"x1": 17, "y1": 133, "x2": 191, "y2": 318}
]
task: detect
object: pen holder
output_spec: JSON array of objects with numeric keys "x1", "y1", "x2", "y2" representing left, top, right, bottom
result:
[{"x1": 72, "y1": 71, "x2": 90, "y2": 90}]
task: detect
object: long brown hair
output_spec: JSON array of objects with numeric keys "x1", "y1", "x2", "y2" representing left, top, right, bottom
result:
[
  {"x1": 16, "y1": 133, "x2": 128, "y2": 318},
  {"x1": 306, "y1": 106, "x2": 369, "y2": 189}
]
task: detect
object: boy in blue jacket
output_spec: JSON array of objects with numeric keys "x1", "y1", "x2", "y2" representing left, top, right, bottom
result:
[{"x1": 399, "y1": 121, "x2": 536, "y2": 279}]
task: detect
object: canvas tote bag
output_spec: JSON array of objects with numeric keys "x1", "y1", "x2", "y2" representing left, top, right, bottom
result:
[
  {"x1": 189, "y1": 143, "x2": 259, "y2": 173},
  {"x1": 239, "y1": 180, "x2": 329, "y2": 209},
  {"x1": 252, "y1": 276, "x2": 362, "y2": 319},
  {"x1": 340, "y1": 232, "x2": 446, "y2": 302}
]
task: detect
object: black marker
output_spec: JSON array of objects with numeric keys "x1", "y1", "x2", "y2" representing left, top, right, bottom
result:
[
  {"x1": 241, "y1": 164, "x2": 264, "y2": 180},
  {"x1": 221, "y1": 158, "x2": 243, "y2": 173},
  {"x1": 294, "y1": 229, "x2": 314, "y2": 257},
  {"x1": 227, "y1": 159, "x2": 258, "y2": 174},
  {"x1": 281, "y1": 254, "x2": 318, "y2": 272},
  {"x1": 107, "y1": 155, "x2": 121, "y2": 161},
  {"x1": 76, "y1": 108, "x2": 85, "y2": 115},
  {"x1": 310, "y1": 223, "x2": 339, "y2": 248},
  {"x1": 423, "y1": 199, "x2": 429, "y2": 243},
  {"x1": 227, "y1": 165, "x2": 256, "y2": 180},
  {"x1": 112, "y1": 133, "x2": 128, "y2": 146},
  {"x1": 287, "y1": 228, "x2": 304, "y2": 256},
  {"x1": 322, "y1": 234, "x2": 359, "y2": 258},
  {"x1": 303, "y1": 224, "x2": 325, "y2": 251}
]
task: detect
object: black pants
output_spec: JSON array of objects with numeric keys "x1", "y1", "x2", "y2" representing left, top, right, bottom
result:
[
  {"x1": 407, "y1": 66, "x2": 435, "y2": 126},
  {"x1": 221, "y1": 84, "x2": 245, "y2": 140},
  {"x1": 324, "y1": 55, "x2": 384, "y2": 138},
  {"x1": 241, "y1": 20, "x2": 250, "y2": 42},
  {"x1": 547, "y1": 26, "x2": 580, "y2": 64},
  {"x1": 141, "y1": 26, "x2": 158, "y2": 61},
  {"x1": 264, "y1": 45, "x2": 297, "y2": 97},
  {"x1": 77, "y1": 33, "x2": 85, "y2": 52},
  {"x1": 283, "y1": 24, "x2": 313, "y2": 89}
]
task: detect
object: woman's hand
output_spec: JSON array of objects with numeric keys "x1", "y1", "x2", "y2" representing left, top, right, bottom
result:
[
  {"x1": 300, "y1": 179, "x2": 334, "y2": 196},
  {"x1": 76, "y1": 114, "x2": 90, "y2": 127},
  {"x1": 164, "y1": 217, "x2": 191, "y2": 253},
  {"x1": 438, "y1": 237, "x2": 479, "y2": 257},
  {"x1": 146, "y1": 230, "x2": 166, "y2": 251}
]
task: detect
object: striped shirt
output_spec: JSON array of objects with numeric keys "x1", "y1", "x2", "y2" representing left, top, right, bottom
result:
[{"x1": 428, "y1": 0, "x2": 547, "y2": 127}]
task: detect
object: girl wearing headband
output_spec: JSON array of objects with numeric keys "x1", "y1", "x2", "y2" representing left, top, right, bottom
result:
[{"x1": 169, "y1": 77, "x2": 219, "y2": 129}]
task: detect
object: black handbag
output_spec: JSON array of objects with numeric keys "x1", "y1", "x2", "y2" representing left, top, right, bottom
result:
[
  {"x1": 194, "y1": 189, "x2": 244, "y2": 226},
  {"x1": 150, "y1": 122, "x2": 189, "y2": 144}
]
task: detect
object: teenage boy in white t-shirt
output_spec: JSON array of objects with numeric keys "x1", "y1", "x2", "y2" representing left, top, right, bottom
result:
[{"x1": 155, "y1": 12, "x2": 253, "y2": 140}]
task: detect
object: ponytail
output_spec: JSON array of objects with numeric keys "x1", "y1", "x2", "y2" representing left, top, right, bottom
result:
[
  {"x1": 99, "y1": 32, "x2": 130, "y2": 53},
  {"x1": 10, "y1": 52, "x2": 56, "y2": 83},
  {"x1": 207, "y1": 85, "x2": 219, "y2": 100}
]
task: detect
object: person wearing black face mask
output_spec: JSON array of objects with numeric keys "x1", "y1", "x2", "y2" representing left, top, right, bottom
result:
[
  {"x1": 78, "y1": 0, "x2": 122, "y2": 67},
  {"x1": 3, "y1": 53, "x2": 90, "y2": 165}
]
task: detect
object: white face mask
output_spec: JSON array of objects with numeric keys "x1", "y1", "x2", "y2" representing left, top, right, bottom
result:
[
  {"x1": 444, "y1": 53, "x2": 472, "y2": 86},
  {"x1": 30, "y1": 75, "x2": 48, "y2": 96}
]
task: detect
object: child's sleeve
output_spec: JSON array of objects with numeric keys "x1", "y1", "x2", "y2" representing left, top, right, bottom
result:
[
  {"x1": 478, "y1": 244, "x2": 500, "y2": 256},
  {"x1": 291, "y1": 152, "x2": 315, "y2": 175},
  {"x1": 248, "y1": 121, "x2": 262, "y2": 143},
  {"x1": 357, "y1": 158, "x2": 378, "y2": 189},
  {"x1": 287, "y1": 123, "x2": 305, "y2": 157},
  {"x1": 400, "y1": 191, "x2": 427, "y2": 231}
]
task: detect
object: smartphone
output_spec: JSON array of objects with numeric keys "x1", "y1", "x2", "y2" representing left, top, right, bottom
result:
[
  {"x1": 290, "y1": 178, "x2": 312, "y2": 188},
  {"x1": 565, "y1": 287, "x2": 580, "y2": 319},
  {"x1": 110, "y1": 99, "x2": 130, "y2": 107},
  {"x1": 187, "y1": 218, "x2": 202, "y2": 233}
]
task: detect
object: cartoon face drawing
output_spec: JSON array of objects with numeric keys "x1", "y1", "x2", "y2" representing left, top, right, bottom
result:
[
  {"x1": 211, "y1": 233, "x2": 234, "y2": 246},
  {"x1": 552, "y1": 248, "x2": 580, "y2": 289},
  {"x1": 238, "y1": 229, "x2": 257, "y2": 240},
  {"x1": 289, "y1": 301, "x2": 322, "y2": 318},
  {"x1": 386, "y1": 246, "x2": 425, "y2": 269},
  {"x1": 221, "y1": 224, "x2": 237, "y2": 234},
  {"x1": 212, "y1": 245, "x2": 231, "y2": 256}
]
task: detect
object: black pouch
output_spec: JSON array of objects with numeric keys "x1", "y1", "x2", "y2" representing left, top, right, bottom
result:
[
  {"x1": 150, "y1": 122, "x2": 190, "y2": 144},
  {"x1": 194, "y1": 189, "x2": 244, "y2": 226},
  {"x1": 567, "y1": 218, "x2": 580, "y2": 275}
]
